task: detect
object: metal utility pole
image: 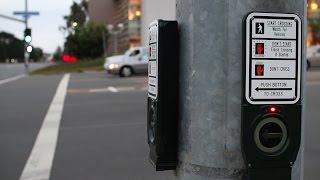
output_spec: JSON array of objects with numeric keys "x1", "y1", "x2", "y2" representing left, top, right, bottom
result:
[
  {"x1": 24, "y1": 0, "x2": 29, "y2": 74},
  {"x1": 176, "y1": 1, "x2": 305, "y2": 180},
  {"x1": 12, "y1": 0, "x2": 39, "y2": 74},
  {"x1": 25, "y1": 0, "x2": 28, "y2": 28}
]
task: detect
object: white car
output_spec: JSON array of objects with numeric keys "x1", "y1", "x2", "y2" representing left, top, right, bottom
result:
[
  {"x1": 307, "y1": 45, "x2": 320, "y2": 70},
  {"x1": 104, "y1": 47, "x2": 149, "y2": 77}
]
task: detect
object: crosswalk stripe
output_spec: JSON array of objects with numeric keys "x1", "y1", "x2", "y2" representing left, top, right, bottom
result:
[
  {"x1": 89, "y1": 87, "x2": 110, "y2": 93},
  {"x1": 0, "y1": 74, "x2": 26, "y2": 86},
  {"x1": 69, "y1": 85, "x2": 148, "y2": 94},
  {"x1": 19, "y1": 74, "x2": 70, "y2": 180}
]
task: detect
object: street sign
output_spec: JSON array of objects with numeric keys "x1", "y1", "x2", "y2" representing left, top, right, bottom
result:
[
  {"x1": 245, "y1": 12, "x2": 302, "y2": 104},
  {"x1": 13, "y1": 11, "x2": 39, "y2": 19},
  {"x1": 148, "y1": 21, "x2": 158, "y2": 99},
  {"x1": 13, "y1": 11, "x2": 40, "y2": 15}
]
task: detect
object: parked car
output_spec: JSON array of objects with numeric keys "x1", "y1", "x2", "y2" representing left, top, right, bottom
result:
[
  {"x1": 104, "y1": 47, "x2": 148, "y2": 77},
  {"x1": 307, "y1": 45, "x2": 320, "y2": 70}
]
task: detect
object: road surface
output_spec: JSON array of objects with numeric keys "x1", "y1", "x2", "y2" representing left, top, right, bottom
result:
[
  {"x1": 0, "y1": 63, "x2": 48, "y2": 81},
  {"x1": 0, "y1": 70, "x2": 319, "y2": 180}
]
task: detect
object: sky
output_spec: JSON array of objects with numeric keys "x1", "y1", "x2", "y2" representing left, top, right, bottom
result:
[{"x1": 0, "y1": 0, "x2": 78, "y2": 53}]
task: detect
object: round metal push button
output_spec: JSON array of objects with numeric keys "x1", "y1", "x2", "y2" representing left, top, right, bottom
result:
[{"x1": 254, "y1": 117, "x2": 288, "y2": 154}]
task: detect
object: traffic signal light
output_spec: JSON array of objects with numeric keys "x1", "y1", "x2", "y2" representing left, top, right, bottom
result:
[
  {"x1": 26, "y1": 45, "x2": 33, "y2": 53},
  {"x1": 24, "y1": 28, "x2": 32, "y2": 43}
]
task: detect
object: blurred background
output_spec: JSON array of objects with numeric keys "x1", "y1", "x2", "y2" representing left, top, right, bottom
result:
[{"x1": 0, "y1": 0, "x2": 175, "y2": 64}]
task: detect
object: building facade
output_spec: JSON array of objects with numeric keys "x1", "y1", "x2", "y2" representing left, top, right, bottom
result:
[
  {"x1": 88, "y1": 0, "x2": 141, "y2": 55},
  {"x1": 88, "y1": 0, "x2": 175, "y2": 55}
]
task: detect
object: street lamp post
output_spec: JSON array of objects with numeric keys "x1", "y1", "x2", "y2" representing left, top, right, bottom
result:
[{"x1": 106, "y1": 23, "x2": 124, "y2": 55}]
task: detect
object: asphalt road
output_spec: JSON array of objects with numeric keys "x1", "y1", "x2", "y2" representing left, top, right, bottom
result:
[
  {"x1": 0, "y1": 70, "x2": 319, "y2": 180},
  {"x1": 0, "y1": 75, "x2": 63, "y2": 180},
  {"x1": 0, "y1": 72, "x2": 175, "y2": 180},
  {"x1": 0, "y1": 63, "x2": 49, "y2": 80}
]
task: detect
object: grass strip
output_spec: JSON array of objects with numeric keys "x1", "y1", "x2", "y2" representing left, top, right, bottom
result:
[{"x1": 31, "y1": 58, "x2": 104, "y2": 75}]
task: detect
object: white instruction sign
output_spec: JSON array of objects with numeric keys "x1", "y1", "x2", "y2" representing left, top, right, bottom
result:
[
  {"x1": 245, "y1": 12, "x2": 301, "y2": 104},
  {"x1": 148, "y1": 20, "x2": 158, "y2": 99}
]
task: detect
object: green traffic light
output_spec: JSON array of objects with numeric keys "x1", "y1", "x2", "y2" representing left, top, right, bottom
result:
[
  {"x1": 24, "y1": 35, "x2": 32, "y2": 43},
  {"x1": 24, "y1": 28, "x2": 32, "y2": 43}
]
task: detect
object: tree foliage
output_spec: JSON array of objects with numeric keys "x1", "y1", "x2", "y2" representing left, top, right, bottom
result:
[
  {"x1": 64, "y1": 23, "x2": 108, "y2": 59},
  {"x1": 0, "y1": 32, "x2": 24, "y2": 62},
  {"x1": 64, "y1": 1, "x2": 87, "y2": 28},
  {"x1": 30, "y1": 47, "x2": 44, "y2": 61},
  {"x1": 0, "y1": 32, "x2": 44, "y2": 62},
  {"x1": 53, "y1": 46, "x2": 63, "y2": 61},
  {"x1": 61, "y1": 0, "x2": 107, "y2": 59}
]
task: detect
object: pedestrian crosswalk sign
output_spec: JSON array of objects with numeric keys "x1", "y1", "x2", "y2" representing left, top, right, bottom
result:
[{"x1": 256, "y1": 22, "x2": 264, "y2": 34}]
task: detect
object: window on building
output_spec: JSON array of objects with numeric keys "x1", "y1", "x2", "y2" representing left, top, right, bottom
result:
[{"x1": 128, "y1": 0, "x2": 141, "y2": 47}]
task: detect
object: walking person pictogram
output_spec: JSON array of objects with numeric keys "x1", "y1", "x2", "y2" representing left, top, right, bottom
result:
[{"x1": 256, "y1": 23, "x2": 264, "y2": 34}]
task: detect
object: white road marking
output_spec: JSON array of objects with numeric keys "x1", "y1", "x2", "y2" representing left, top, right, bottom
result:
[
  {"x1": 89, "y1": 87, "x2": 109, "y2": 93},
  {"x1": 19, "y1": 74, "x2": 70, "y2": 180},
  {"x1": 70, "y1": 85, "x2": 148, "y2": 94},
  {"x1": 108, "y1": 86, "x2": 119, "y2": 92},
  {"x1": 0, "y1": 74, "x2": 26, "y2": 85},
  {"x1": 89, "y1": 86, "x2": 119, "y2": 93},
  {"x1": 117, "y1": 87, "x2": 136, "y2": 91}
]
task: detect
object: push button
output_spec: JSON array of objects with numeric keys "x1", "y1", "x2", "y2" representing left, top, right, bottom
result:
[{"x1": 254, "y1": 117, "x2": 288, "y2": 154}]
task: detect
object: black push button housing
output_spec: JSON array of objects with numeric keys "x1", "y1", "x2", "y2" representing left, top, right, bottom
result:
[{"x1": 147, "y1": 19, "x2": 179, "y2": 171}]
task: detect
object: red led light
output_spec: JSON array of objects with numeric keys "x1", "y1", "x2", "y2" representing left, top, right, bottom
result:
[{"x1": 270, "y1": 107, "x2": 276, "y2": 112}]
